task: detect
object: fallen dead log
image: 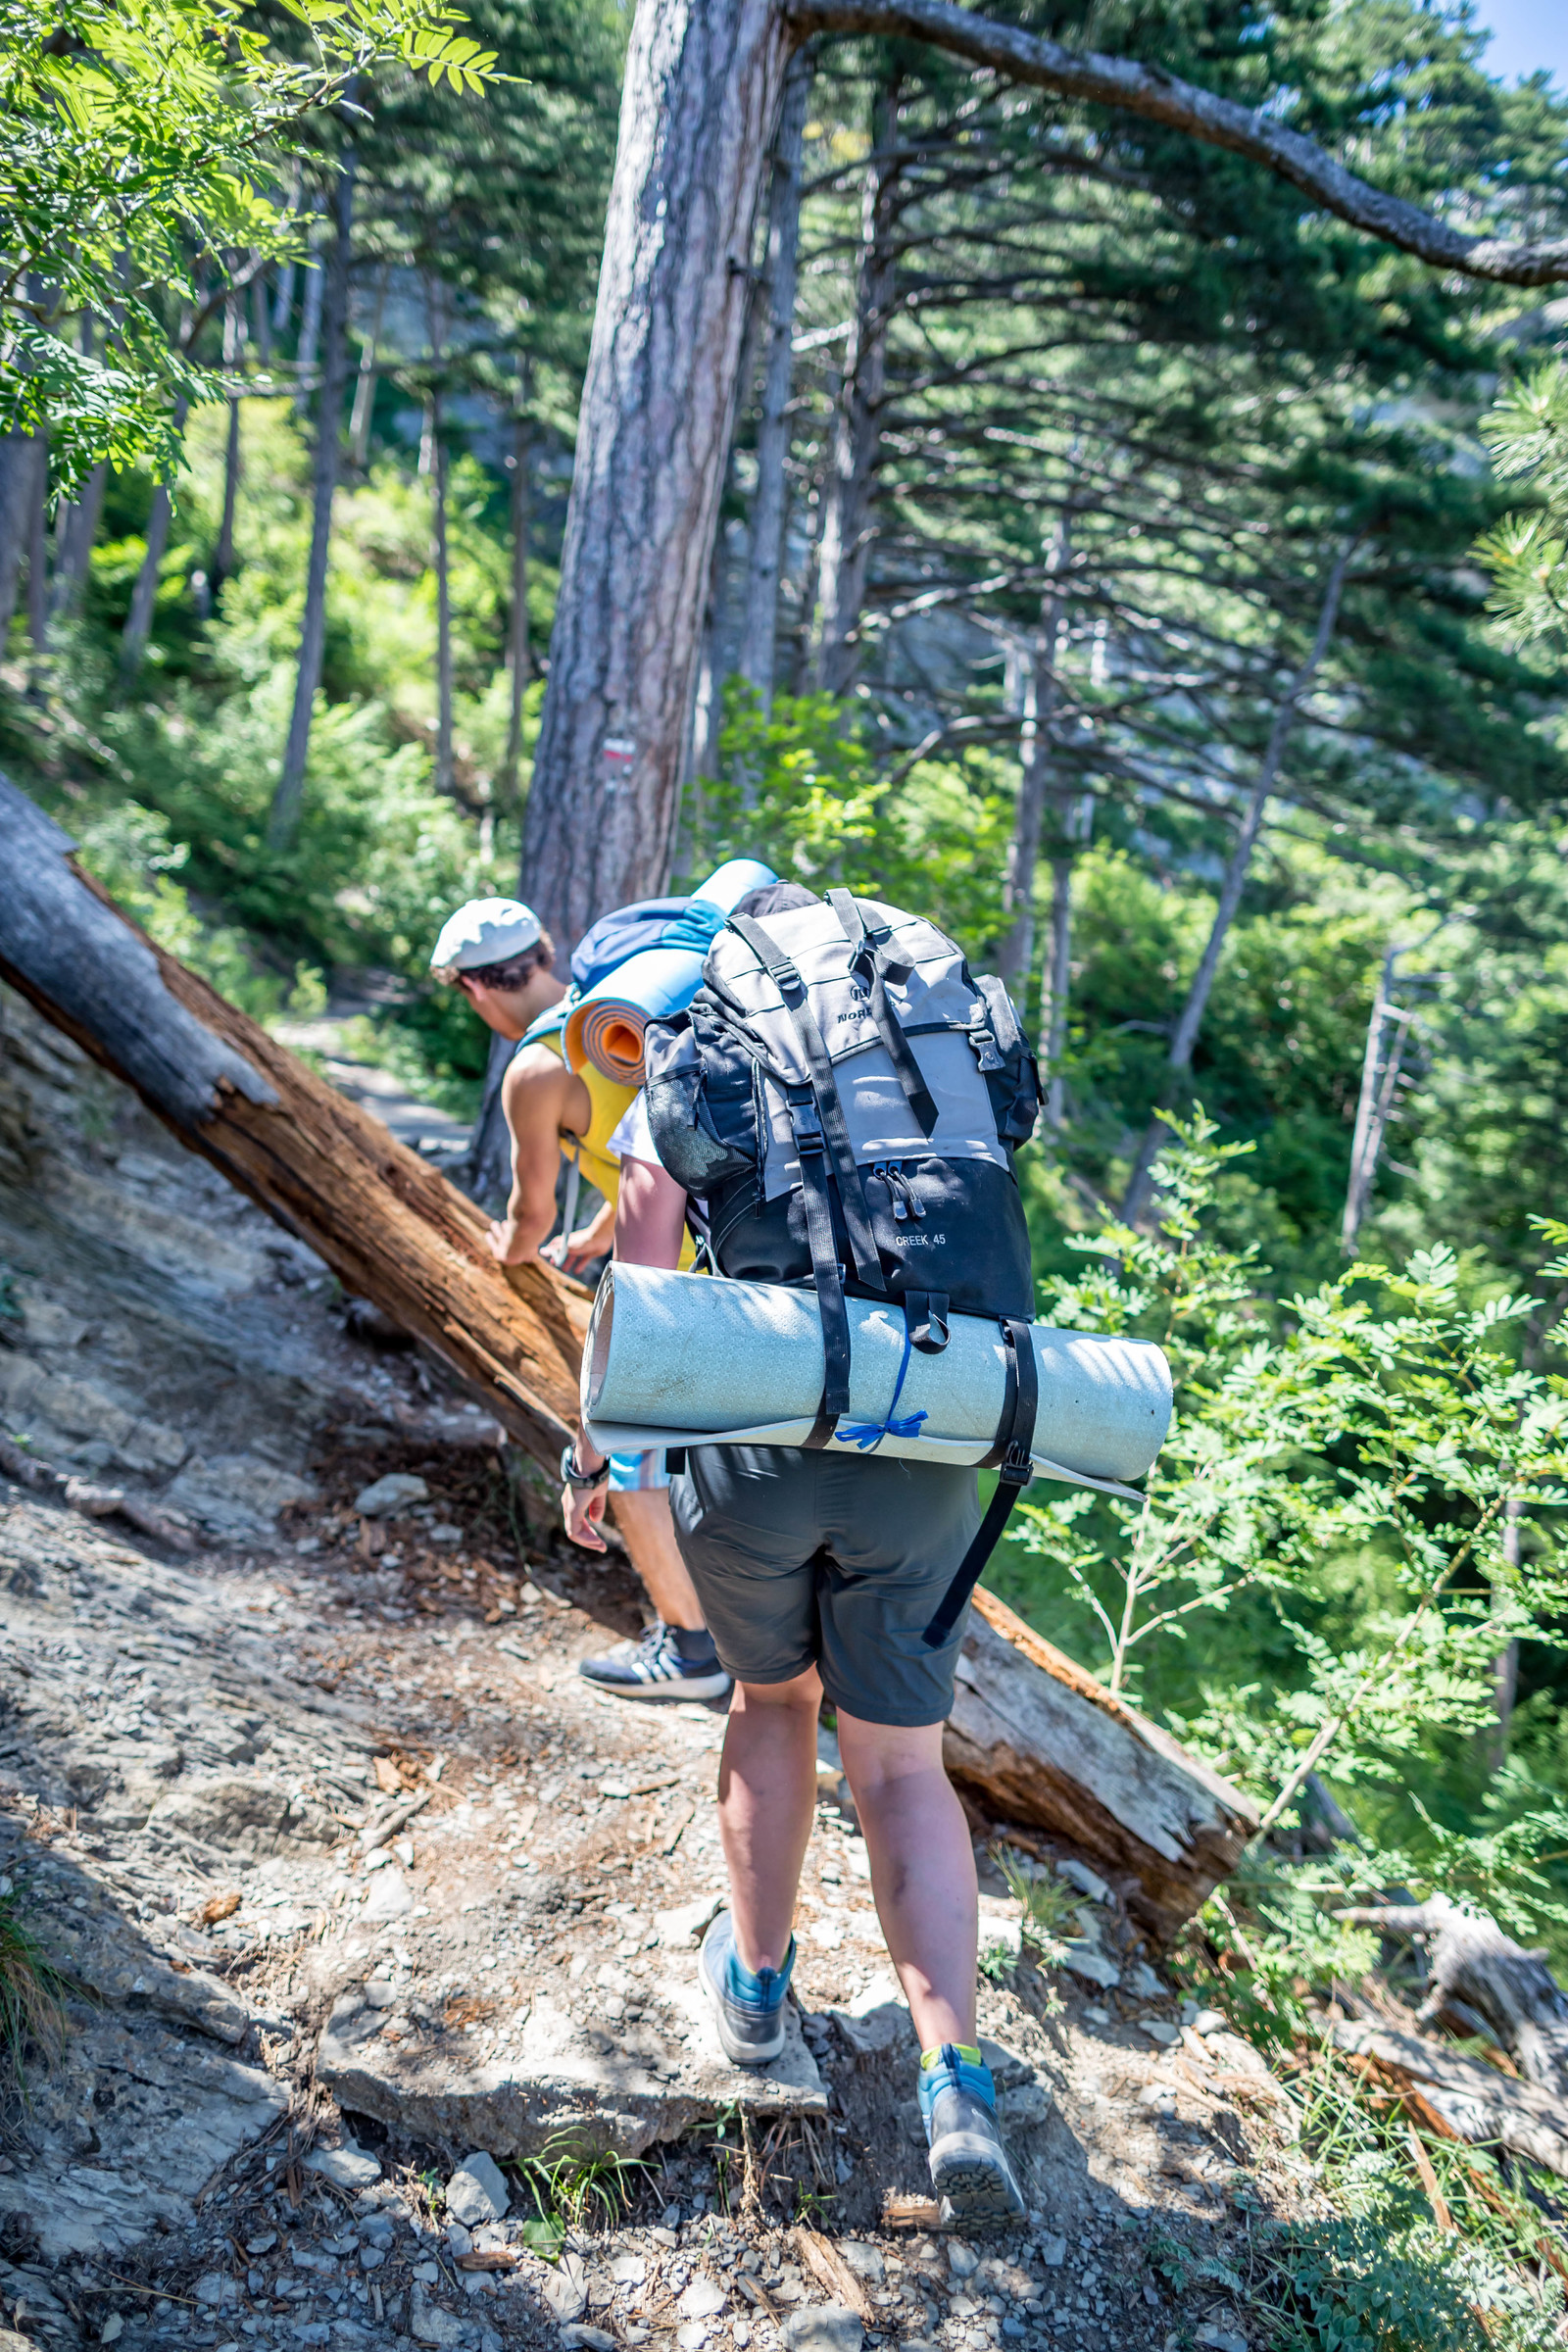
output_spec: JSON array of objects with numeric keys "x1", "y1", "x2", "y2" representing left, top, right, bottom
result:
[
  {"x1": 944, "y1": 1587, "x2": 1260, "y2": 1946},
  {"x1": 0, "y1": 772, "x2": 1258, "y2": 1937},
  {"x1": 1337, "y1": 1896, "x2": 1568, "y2": 2100},
  {"x1": 1332, "y1": 2018, "x2": 1568, "y2": 2180},
  {"x1": 0, "y1": 772, "x2": 589, "y2": 1471}
]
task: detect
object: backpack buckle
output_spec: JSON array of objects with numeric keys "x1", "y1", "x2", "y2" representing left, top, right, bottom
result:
[
  {"x1": 1000, "y1": 1439, "x2": 1034, "y2": 1488},
  {"x1": 789, "y1": 1097, "x2": 825, "y2": 1152}
]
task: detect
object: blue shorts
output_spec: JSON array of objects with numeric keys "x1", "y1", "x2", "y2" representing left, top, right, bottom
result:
[{"x1": 608, "y1": 1448, "x2": 669, "y2": 1494}]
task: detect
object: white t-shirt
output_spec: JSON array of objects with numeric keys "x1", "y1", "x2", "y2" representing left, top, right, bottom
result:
[{"x1": 607, "y1": 1091, "x2": 662, "y2": 1170}]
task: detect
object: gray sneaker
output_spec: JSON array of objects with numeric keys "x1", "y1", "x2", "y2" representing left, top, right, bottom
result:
[
  {"x1": 918, "y1": 2044, "x2": 1026, "y2": 2229},
  {"x1": 699, "y1": 1910, "x2": 796, "y2": 2068}
]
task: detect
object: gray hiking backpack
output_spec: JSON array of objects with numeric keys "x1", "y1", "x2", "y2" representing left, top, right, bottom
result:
[{"x1": 643, "y1": 890, "x2": 1044, "y2": 1642}]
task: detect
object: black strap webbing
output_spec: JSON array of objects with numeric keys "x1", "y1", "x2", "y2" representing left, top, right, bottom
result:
[
  {"x1": 922, "y1": 1317, "x2": 1038, "y2": 1648},
  {"x1": 728, "y1": 912, "x2": 885, "y2": 1293},
  {"x1": 827, "y1": 889, "x2": 939, "y2": 1138},
  {"x1": 790, "y1": 1093, "x2": 852, "y2": 1447}
]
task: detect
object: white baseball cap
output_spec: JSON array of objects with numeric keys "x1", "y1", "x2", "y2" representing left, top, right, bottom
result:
[{"x1": 429, "y1": 897, "x2": 544, "y2": 976}]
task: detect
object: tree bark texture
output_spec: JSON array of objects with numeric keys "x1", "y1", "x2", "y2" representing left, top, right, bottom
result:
[
  {"x1": 790, "y1": 0, "x2": 1568, "y2": 287},
  {"x1": 432, "y1": 396, "x2": 455, "y2": 800},
  {"x1": 270, "y1": 154, "x2": 357, "y2": 853},
  {"x1": 1122, "y1": 534, "x2": 1356, "y2": 1221},
  {"x1": 121, "y1": 397, "x2": 190, "y2": 680},
  {"x1": 0, "y1": 432, "x2": 40, "y2": 646},
  {"x1": 0, "y1": 769, "x2": 588, "y2": 1471},
  {"x1": 50, "y1": 461, "x2": 106, "y2": 621},
  {"x1": 213, "y1": 291, "x2": 245, "y2": 593},
  {"x1": 813, "y1": 75, "x2": 902, "y2": 698},
  {"x1": 24, "y1": 428, "x2": 48, "y2": 651},
  {"x1": 996, "y1": 509, "x2": 1072, "y2": 1002},
  {"x1": 349, "y1": 267, "x2": 387, "y2": 471},
  {"x1": 519, "y1": 0, "x2": 794, "y2": 949},
  {"x1": 1331, "y1": 2017, "x2": 1568, "y2": 2180},
  {"x1": 503, "y1": 369, "x2": 532, "y2": 804},
  {"x1": 741, "y1": 48, "x2": 812, "y2": 710},
  {"x1": 944, "y1": 1587, "x2": 1259, "y2": 1946}
]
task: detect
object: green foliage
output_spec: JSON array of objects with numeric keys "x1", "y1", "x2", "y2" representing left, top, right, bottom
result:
[
  {"x1": 1475, "y1": 361, "x2": 1568, "y2": 651},
  {"x1": 693, "y1": 685, "x2": 1012, "y2": 959},
  {"x1": 0, "y1": 0, "x2": 500, "y2": 491},
  {"x1": 510, "y1": 2134, "x2": 648, "y2": 2248},
  {"x1": 1010, "y1": 1112, "x2": 1568, "y2": 1859}
]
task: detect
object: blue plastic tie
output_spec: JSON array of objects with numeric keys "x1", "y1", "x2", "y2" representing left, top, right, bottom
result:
[{"x1": 837, "y1": 1307, "x2": 929, "y2": 1451}]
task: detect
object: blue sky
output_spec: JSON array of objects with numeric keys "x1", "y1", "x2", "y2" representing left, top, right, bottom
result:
[{"x1": 1471, "y1": 0, "x2": 1568, "y2": 85}]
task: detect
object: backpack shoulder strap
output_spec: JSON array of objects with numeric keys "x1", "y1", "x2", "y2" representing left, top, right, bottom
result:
[
  {"x1": 825, "y1": 891, "x2": 939, "y2": 1138},
  {"x1": 727, "y1": 910, "x2": 887, "y2": 1446}
]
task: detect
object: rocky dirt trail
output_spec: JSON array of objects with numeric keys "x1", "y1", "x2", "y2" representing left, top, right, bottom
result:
[{"x1": 0, "y1": 981, "x2": 1312, "y2": 2352}]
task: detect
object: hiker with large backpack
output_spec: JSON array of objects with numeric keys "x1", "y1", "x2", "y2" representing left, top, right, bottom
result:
[
  {"x1": 559, "y1": 883, "x2": 1046, "y2": 2227},
  {"x1": 431, "y1": 872, "x2": 765, "y2": 1705}
]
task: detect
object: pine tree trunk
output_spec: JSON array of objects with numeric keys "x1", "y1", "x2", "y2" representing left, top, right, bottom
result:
[
  {"x1": 293, "y1": 198, "x2": 326, "y2": 416},
  {"x1": 50, "y1": 461, "x2": 107, "y2": 620},
  {"x1": 119, "y1": 399, "x2": 190, "y2": 681},
  {"x1": 740, "y1": 49, "x2": 812, "y2": 710},
  {"x1": 996, "y1": 513, "x2": 1072, "y2": 1001},
  {"x1": 0, "y1": 433, "x2": 39, "y2": 645},
  {"x1": 213, "y1": 293, "x2": 244, "y2": 594},
  {"x1": 1121, "y1": 534, "x2": 1357, "y2": 1222},
  {"x1": 519, "y1": 0, "x2": 794, "y2": 949},
  {"x1": 1042, "y1": 854, "x2": 1074, "y2": 1128},
  {"x1": 24, "y1": 428, "x2": 49, "y2": 654},
  {"x1": 349, "y1": 267, "x2": 386, "y2": 471},
  {"x1": 432, "y1": 390, "x2": 455, "y2": 799},
  {"x1": 812, "y1": 74, "x2": 902, "y2": 697},
  {"x1": 270, "y1": 155, "x2": 357, "y2": 852},
  {"x1": 502, "y1": 375, "x2": 532, "y2": 806}
]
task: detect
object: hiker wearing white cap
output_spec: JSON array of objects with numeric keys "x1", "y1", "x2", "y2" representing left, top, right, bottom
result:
[{"x1": 432, "y1": 895, "x2": 729, "y2": 1704}]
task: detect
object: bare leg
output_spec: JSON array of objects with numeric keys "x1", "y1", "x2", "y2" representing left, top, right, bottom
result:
[
  {"x1": 609, "y1": 1488, "x2": 707, "y2": 1632},
  {"x1": 837, "y1": 1712, "x2": 977, "y2": 2051},
  {"x1": 718, "y1": 1668, "x2": 821, "y2": 1972}
]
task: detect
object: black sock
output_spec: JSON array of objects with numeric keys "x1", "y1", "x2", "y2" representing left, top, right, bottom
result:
[{"x1": 670, "y1": 1623, "x2": 717, "y2": 1663}]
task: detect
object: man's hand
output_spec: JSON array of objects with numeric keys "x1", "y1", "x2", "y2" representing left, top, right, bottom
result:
[
  {"x1": 562, "y1": 1433, "x2": 611, "y2": 1552},
  {"x1": 486, "y1": 1215, "x2": 534, "y2": 1266}
]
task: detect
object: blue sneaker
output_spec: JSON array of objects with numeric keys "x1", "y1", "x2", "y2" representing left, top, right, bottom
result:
[
  {"x1": 576, "y1": 1621, "x2": 732, "y2": 1704},
  {"x1": 918, "y1": 2043, "x2": 1026, "y2": 2229},
  {"x1": 699, "y1": 1911, "x2": 795, "y2": 2068}
]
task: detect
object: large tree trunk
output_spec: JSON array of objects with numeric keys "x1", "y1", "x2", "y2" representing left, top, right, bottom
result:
[
  {"x1": 812, "y1": 74, "x2": 902, "y2": 697},
  {"x1": 0, "y1": 769, "x2": 586, "y2": 1471},
  {"x1": 1121, "y1": 534, "x2": 1356, "y2": 1222},
  {"x1": 740, "y1": 48, "x2": 812, "y2": 710},
  {"x1": 945, "y1": 1588, "x2": 1259, "y2": 1946},
  {"x1": 518, "y1": 0, "x2": 793, "y2": 949},
  {"x1": 270, "y1": 154, "x2": 357, "y2": 852}
]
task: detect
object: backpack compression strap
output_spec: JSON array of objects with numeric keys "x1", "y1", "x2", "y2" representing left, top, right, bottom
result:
[
  {"x1": 728, "y1": 910, "x2": 887, "y2": 1449},
  {"x1": 921, "y1": 1316, "x2": 1038, "y2": 1648},
  {"x1": 826, "y1": 890, "x2": 939, "y2": 1137}
]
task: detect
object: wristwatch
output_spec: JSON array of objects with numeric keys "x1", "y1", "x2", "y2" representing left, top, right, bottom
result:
[{"x1": 560, "y1": 1442, "x2": 611, "y2": 1491}]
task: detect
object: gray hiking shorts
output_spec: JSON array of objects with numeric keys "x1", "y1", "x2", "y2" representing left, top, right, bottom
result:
[{"x1": 669, "y1": 1445, "x2": 982, "y2": 1727}]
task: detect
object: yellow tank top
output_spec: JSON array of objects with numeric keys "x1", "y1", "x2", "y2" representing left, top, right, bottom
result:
[{"x1": 535, "y1": 1032, "x2": 695, "y2": 1267}]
